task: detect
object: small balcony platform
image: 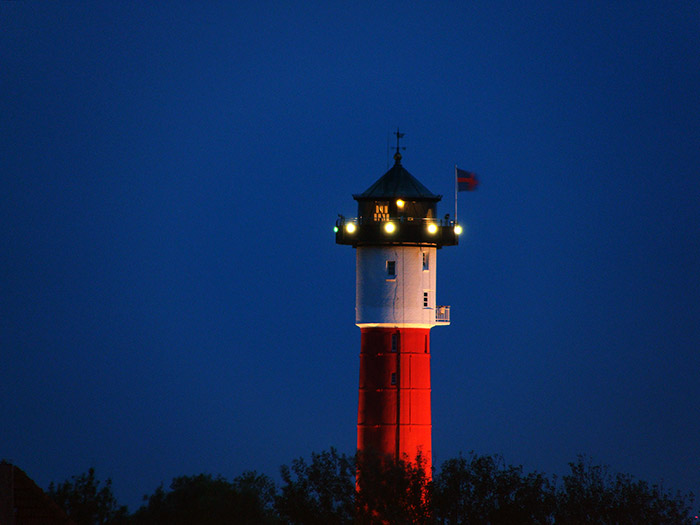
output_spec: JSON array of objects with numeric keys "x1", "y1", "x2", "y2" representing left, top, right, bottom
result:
[{"x1": 435, "y1": 305, "x2": 450, "y2": 325}]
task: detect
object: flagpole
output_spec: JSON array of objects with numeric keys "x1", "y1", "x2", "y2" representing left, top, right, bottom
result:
[{"x1": 454, "y1": 164, "x2": 458, "y2": 225}]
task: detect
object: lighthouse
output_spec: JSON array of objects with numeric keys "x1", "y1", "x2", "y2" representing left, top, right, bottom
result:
[{"x1": 335, "y1": 136, "x2": 460, "y2": 477}]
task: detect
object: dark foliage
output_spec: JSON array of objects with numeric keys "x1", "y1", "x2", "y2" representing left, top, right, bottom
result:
[
  {"x1": 130, "y1": 472, "x2": 277, "y2": 525},
  {"x1": 47, "y1": 467, "x2": 128, "y2": 525},
  {"x1": 274, "y1": 447, "x2": 432, "y2": 524},
  {"x1": 48, "y1": 453, "x2": 696, "y2": 524},
  {"x1": 275, "y1": 448, "x2": 356, "y2": 524},
  {"x1": 354, "y1": 449, "x2": 431, "y2": 524},
  {"x1": 555, "y1": 455, "x2": 695, "y2": 525},
  {"x1": 432, "y1": 452, "x2": 555, "y2": 524}
]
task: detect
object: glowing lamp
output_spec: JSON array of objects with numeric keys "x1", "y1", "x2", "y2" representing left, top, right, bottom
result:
[
  {"x1": 346, "y1": 223, "x2": 356, "y2": 233},
  {"x1": 384, "y1": 222, "x2": 396, "y2": 233},
  {"x1": 454, "y1": 225, "x2": 463, "y2": 235},
  {"x1": 333, "y1": 226, "x2": 339, "y2": 232},
  {"x1": 396, "y1": 199, "x2": 405, "y2": 208},
  {"x1": 427, "y1": 223, "x2": 438, "y2": 234}
]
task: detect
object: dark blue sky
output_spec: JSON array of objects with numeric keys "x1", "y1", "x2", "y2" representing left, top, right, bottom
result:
[{"x1": 2, "y1": 2, "x2": 699, "y2": 509}]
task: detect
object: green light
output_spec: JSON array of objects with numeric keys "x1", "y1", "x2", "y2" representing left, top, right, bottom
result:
[{"x1": 333, "y1": 226, "x2": 338, "y2": 232}]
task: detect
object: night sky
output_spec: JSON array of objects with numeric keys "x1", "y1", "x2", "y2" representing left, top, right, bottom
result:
[{"x1": 2, "y1": 2, "x2": 699, "y2": 510}]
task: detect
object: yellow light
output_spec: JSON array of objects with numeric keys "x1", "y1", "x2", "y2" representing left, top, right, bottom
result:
[
  {"x1": 384, "y1": 222, "x2": 396, "y2": 233},
  {"x1": 454, "y1": 225, "x2": 463, "y2": 235},
  {"x1": 346, "y1": 223, "x2": 356, "y2": 233},
  {"x1": 396, "y1": 199, "x2": 405, "y2": 208},
  {"x1": 427, "y1": 223, "x2": 438, "y2": 234}
]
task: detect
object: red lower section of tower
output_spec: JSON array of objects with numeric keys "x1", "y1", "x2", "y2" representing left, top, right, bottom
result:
[{"x1": 357, "y1": 327, "x2": 432, "y2": 477}]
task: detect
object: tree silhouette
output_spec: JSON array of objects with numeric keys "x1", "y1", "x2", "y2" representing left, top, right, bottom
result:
[
  {"x1": 354, "y1": 449, "x2": 431, "y2": 524},
  {"x1": 555, "y1": 455, "x2": 695, "y2": 525},
  {"x1": 130, "y1": 472, "x2": 277, "y2": 525},
  {"x1": 275, "y1": 447, "x2": 432, "y2": 524},
  {"x1": 275, "y1": 448, "x2": 355, "y2": 524},
  {"x1": 47, "y1": 468, "x2": 128, "y2": 525},
  {"x1": 432, "y1": 452, "x2": 554, "y2": 524},
  {"x1": 47, "y1": 452, "x2": 696, "y2": 524}
]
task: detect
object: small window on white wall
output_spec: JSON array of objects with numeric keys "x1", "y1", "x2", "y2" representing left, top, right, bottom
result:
[
  {"x1": 387, "y1": 260, "x2": 396, "y2": 278},
  {"x1": 423, "y1": 291, "x2": 429, "y2": 307},
  {"x1": 422, "y1": 252, "x2": 429, "y2": 271}
]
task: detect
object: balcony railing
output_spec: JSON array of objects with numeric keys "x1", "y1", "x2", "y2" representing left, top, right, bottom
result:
[
  {"x1": 337, "y1": 216, "x2": 456, "y2": 227},
  {"x1": 435, "y1": 305, "x2": 450, "y2": 324},
  {"x1": 335, "y1": 215, "x2": 461, "y2": 248}
]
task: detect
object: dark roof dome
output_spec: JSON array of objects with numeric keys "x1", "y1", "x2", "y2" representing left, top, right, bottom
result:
[{"x1": 353, "y1": 153, "x2": 441, "y2": 201}]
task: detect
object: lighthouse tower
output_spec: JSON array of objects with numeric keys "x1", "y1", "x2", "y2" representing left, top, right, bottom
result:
[{"x1": 335, "y1": 140, "x2": 460, "y2": 477}]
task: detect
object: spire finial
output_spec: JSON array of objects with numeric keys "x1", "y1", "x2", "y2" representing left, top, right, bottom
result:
[{"x1": 393, "y1": 127, "x2": 406, "y2": 163}]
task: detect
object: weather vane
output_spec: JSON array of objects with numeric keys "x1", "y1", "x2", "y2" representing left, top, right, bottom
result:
[
  {"x1": 391, "y1": 127, "x2": 406, "y2": 164},
  {"x1": 393, "y1": 127, "x2": 406, "y2": 156}
]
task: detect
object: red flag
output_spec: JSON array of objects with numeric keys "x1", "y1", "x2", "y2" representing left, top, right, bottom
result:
[{"x1": 456, "y1": 168, "x2": 478, "y2": 191}]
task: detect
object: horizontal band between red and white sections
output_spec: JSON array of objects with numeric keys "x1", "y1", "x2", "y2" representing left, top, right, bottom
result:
[
  {"x1": 360, "y1": 385, "x2": 431, "y2": 392},
  {"x1": 356, "y1": 323, "x2": 434, "y2": 329},
  {"x1": 359, "y1": 424, "x2": 432, "y2": 428}
]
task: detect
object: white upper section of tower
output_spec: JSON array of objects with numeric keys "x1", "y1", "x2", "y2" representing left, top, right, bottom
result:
[{"x1": 356, "y1": 245, "x2": 443, "y2": 328}]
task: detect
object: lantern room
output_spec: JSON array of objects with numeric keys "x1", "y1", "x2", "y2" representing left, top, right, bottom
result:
[{"x1": 335, "y1": 152, "x2": 461, "y2": 248}]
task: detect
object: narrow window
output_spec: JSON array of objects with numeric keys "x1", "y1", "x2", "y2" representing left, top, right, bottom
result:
[
  {"x1": 374, "y1": 202, "x2": 389, "y2": 221},
  {"x1": 422, "y1": 252, "x2": 429, "y2": 271},
  {"x1": 423, "y1": 291, "x2": 429, "y2": 307},
  {"x1": 391, "y1": 372, "x2": 397, "y2": 385},
  {"x1": 391, "y1": 333, "x2": 398, "y2": 352},
  {"x1": 387, "y1": 260, "x2": 396, "y2": 278}
]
